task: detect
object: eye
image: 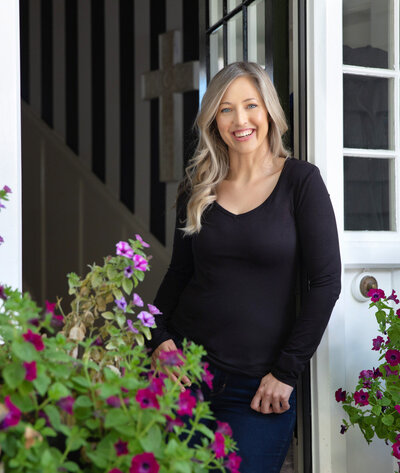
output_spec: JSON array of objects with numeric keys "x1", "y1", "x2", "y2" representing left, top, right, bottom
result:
[
  {"x1": 247, "y1": 103, "x2": 257, "y2": 109},
  {"x1": 220, "y1": 108, "x2": 231, "y2": 113}
]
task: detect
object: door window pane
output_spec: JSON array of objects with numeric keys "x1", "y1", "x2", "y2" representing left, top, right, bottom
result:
[
  {"x1": 227, "y1": 0, "x2": 241, "y2": 11},
  {"x1": 209, "y1": 0, "x2": 223, "y2": 27},
  {"x1": 343, "y1": 0, "x2": 392, "y2": 69},
  {"x1": 344, "y1": 157, "x2": 395, "y2": 231},
  {"x1": 227, "y1": 12, "x2": 243, "y2": 63},
  {"x1": 343, "y1": 75, "x2": 394, "y2": 150},
  {"x1": 248, "y1": 0, "x2": 265, "y2": 67},
  {"x1": 210, "y1": 26, "x2": 224, "y2": 78}
]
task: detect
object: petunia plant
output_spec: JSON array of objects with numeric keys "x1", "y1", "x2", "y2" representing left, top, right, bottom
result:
[
  {"x1": 335, "y1": 288, "x2": 400, "y2": 472},
  {"x1": 0, "y1": 233, "x2": 242, "y2": 473},
  {"x1": 0, "y1": 184, "x2": 12, "y2": 246}
]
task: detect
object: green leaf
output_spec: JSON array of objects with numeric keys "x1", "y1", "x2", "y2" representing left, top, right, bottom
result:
[
  {"x1": 134, "y1": 269, "x2": 145, "y2": 282},
  {"x1": 42, "y1": 427, "x2": 57, "y2": 437},
  {"x1": 101, "y1": 311, "x2": 115, "y2": 320},
  {"x1": 85, "y1": 418, "x2": 100, "y2": 431},
  {"x1": 11, "y1": 339, "x2": 37, "y2": 361},
  {"x1": 165, "y1": 438, "x2": 179, "y2": 455},
  {"x1": 104, "y1": 409, "x2": 129, "y2": 428},
  {"x1": 112, "y1": 288, "x2": 123, "y2": 300},
  {"x1": 371, "y1": 405, "x2": 382, "y2": 416},
  {"x1": 135, "y1": 333, "x2": 145, "y2": 346},
  {"x1": 139, "y1": 425, "x2": 162, "y2": 452},
  {"x1": 116, "y1": 313, "x2": 126, "y2": 328},
  {"x1": 48, "y1": 382, "x2": 70, "y2": 400},
  {"x1": 75, "y1": 395, "x2": 92, "y2": 408},
  {"x1": 173, "y1": 461, "x2": 192, "y2": 473},
  {"x1": 11, "y1": 393, "x2": 35, "y2": 413},
  {"x1": 382, "y1": 414, "x2": 394, "y2": 426},
  {"x1": 44, "y1": 405, "x2": 62, "y2": 431},
  {"x1": 72, "y1": 376, "x2": 92, "y2": 389},
  {"x1": 122, "y1": 278, "x2": 133, "y2": 295},
  {"x1": 142, "y1": 326, "x2": 152, "y2": 340},
  {"x1": 33, "y1": 372, "x2": 51, "y2": 396},
  {"x1": 107, "y1": 266, "x2": 118, "y2": 281},
  {"x1": 92, "y1": 272, "x2": 103, "y2": 289},
  {"x1": 376, "y1": 310, "x2": 387, "y2": 325},
  {"x1": 195, "y1": 422, "x2": 215, "y2": 440},
  {"x1": 3, "y1": 362, "x2": 25, "y2": 389},
  {"x1": 62, "y1": 461, "x2": 80, "y2": 472}
]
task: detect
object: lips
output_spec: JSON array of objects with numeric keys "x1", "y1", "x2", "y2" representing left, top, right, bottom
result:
[{"x1": 232, "y1": 128, "x2": 254, "y2": 137}]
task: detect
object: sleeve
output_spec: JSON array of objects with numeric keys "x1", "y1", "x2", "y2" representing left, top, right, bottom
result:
[
  {"x1": 270, "y1": 166, "x2": 342, "y2": 387},
  {"x1": 144, "y1": 188, "x2": 194, "y2": 352}
]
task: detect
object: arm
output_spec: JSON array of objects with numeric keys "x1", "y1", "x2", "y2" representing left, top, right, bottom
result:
[
  {"x1": 270, "y1": 166, "x2": 342, "y2": 388},
  {"x1": 145, "y1": 187, "x2": 194, "y2": 352}
]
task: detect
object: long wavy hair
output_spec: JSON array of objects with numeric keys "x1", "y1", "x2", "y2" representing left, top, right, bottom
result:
[{"x1": 176, "y1": 61, "x2": 292, "y2": 236}]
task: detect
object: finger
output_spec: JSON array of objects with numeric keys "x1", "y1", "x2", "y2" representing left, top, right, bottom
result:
[
  {"x1": 280, "y1": 398, "x2": 290, "y2": 412},
  {"x1": 272, "y1": 395, "x2": 283, "y2": 414},
  {"x1": 250, "y1": 392, "x2": 262, "y2": 412},
  {"x1": 164, "y1": 366, "x2": 186, "y2": 392}
]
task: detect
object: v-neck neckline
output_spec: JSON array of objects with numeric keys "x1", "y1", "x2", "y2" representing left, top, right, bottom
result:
[{"x1": 213, "y1": 156, "x2": 292, "y2": 218}]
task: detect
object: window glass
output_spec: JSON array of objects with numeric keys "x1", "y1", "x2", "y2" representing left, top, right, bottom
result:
[
  {"x1": 227, "y1": 0, "x2": 242, "y2": 11},
  {"x1": 210, "y1": 26, "x2": 224, "y2": 78},
  {"x1": 248, "y1": 0, "x2": 265, "y2": 67},
  {"x1": 227, "y1": 11, "x2": 243, "y2": 63},
  {"x1": 209, "y1": 0, "x2": 223, "y2": 27}
]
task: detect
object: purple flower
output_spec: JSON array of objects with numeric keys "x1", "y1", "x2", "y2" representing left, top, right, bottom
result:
[
  {"x1": 2, "y1": 185, "x2": 11, "y2": 193},
  {"x1": 335, "y1": 388, "x2": 346, "y2": 402},
  {"x1": 195, "y1": 388, "x2": 204, "y2": 402},
  {"x1": 165, "y1": 414, "x2": 184, "y2": 432},
  {"x1": 340, "y1": 424, "x2": 348, "y2": 435},
  {"x1": 137, "y1": 310, "x2": 155, "y2": 327},
  {"x1": 135, "y1": 233, "x2": 150, "y2": 248},
  {"x1": 397, "y1": 308, "x2": 400, "y2": 318},
  {"x1": 115, "y1": 296, "x2": 127, "y2": 312},
  {"x1": 0, "y1": 396, "x2": 21, "y2": 430},
  {"x1": 147, "y1": 304, "x2": 162, "y2": 315},
  {"x1": 359, "y1": 369, "x2": 374, "y2": 380},
  {"x1": 130, "y1": 452, "x2": 159, "y2": 473},
  {"x1": 386, "y1": 349, "x2": 400, "y2": 366},
  {"x1": 116, "y1": 241, "x2": 134, "y2": 259},
  {"x1": 367, "y1": 288, "x2": 386, "y2": 302},
  {"x1": 384, "y1": 364, "x2": 398, "y2": 377},
  {"x1": 91, "y1": 336, "x2": 103, "y2": 346},
  {"x1": 388, "y1": 290, "x2": 400, "y2": 304},
  {"x1": 372, "y1": 336, "x2": 384, "y2": 350},
  {"x1": 354, "y1": 389, "x2": 369, "y2": 406},
  {"x1": 124, "y1": 265, "x2": 133, "y2": 278},
  {"x1": 177, "y1": 390, "x2": 197, "y2": 417},
  {"x1": 127, "y1": 319, "x2": 139, "y2": 334},
  {"x1": 0, "y1": 236, "x2": 4, "y2": 245},
  {"x1": 393, "y1": 442, "x2": 400, "y2": 460},
  {"x1": 133, "y1": 293, "x2": 144, "y2": 307},
  {"x1": 106, "y1": 396, "x2": 122, "y2": 408},
  {"x1": 0, "y1": 202, "x2": 5, "y2": 210},
  {"x1": 23, "y1": 361, "x2": 37, "y2": 381},
  {"x1": 109, "y1": 470, "x2": 124, "y2": 473},
  {"x1": 22, "y1": 329, "x2": 45, "y2": 351},
  {"x1": 376, "y1": 390, "x2": 383, "y2": 399},
  {"x1": 0, "y1": 285, "x2": 7, "y2": 301},
  {"x1": 135, "y1": 388, "x2": 160, "y2": 410},
  {"x1": 363, "y1": 380, "x2": 372, "y2": 389},
  {"x1": 211, "y1": 432, "x2": 225, "y2": 459},
  {"x1": 114, "y1": 439, "x2": 129, "y2": 456},
  {"x1": 133, "y1": 254, "x2": 148, "y2": 272},
  {"x1": 57, "y1": 396, "x2": 75, "y2": 415},
  {"x1": 216, "y1": 420, "x2": 233, "y2": 437},
  {"x1": 158, "y1": 349, "x2": 185, "y2": 367}
]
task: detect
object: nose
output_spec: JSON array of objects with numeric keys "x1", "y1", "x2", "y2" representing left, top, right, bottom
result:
[{"x1": 234, "y1": 108, "x2": 248, "y2": 127}]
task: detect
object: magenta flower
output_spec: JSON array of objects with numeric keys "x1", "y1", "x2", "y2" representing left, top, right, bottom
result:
[
  {"x1": 397, "y1": 308, "x2": 400, "y2": 318},
  {"x1": 137, "y1": 311, "x2": 155, "y2": 327},
  {"x1": 202, "y1": 362, "x2": 214, "y2": 390},
  {"x1": 109, "y1": 470, "x2": 123, "y2": 473},
  {"x1": 386, "y1": 349, "x2": 400, "y2": 366},
  {"x1": 216, "y1": 420, "x2": 232, "y2": 437},
  {"x1": 395, "y1": 405, "x2": 400, "y2": 415},
  {"x1": 22, "y1": 329, "x2": 44, "y2": 351},
  {"x1": 211, "y1": 431, "x2": 225, "y2": 459},
  {"x1": 372, "y1": 335, "x2": 384, "y2": 350},
  {"x1": 135, "y1": 388, "x2": 160, "y2": 410},
  {"x1": 57, "y1": 396, "x2": 75, "y2": 415},
  {"x1": 116, "y1": 241, "x2": 134, "y2": 259},
  {"x1": 148, "y1": 377, "x2": 165, "y2": 396},
  {"x1": 115, "y1": 296, "x2": 127, "y2": 312},
  {"x1": 0, "y1": 396, "x2": 21, "y2": 430},
  {"x1": 133, "y1": 293, "x2": 144, "y2": 307},
  {"x1": 367, "y1": 288, "x2": 386, "y2": 302},
  {"x1": 3, "y1": 185, "x2": 11, "y2": 193},
  {"x1": 335, "y1": 388, "x2": 346, "y2": 402},
  {"x1": 158, "y1": 349, "x2": 185, "y2": 366},
  {"x1": 45, "y1": 300, "x2": 56, "y2": 314},
  {"x1": 124, "y1": 266, "x2": 133, "y2": 278},
  {"x1": 177, "y1": 390, "x2": 197, "y2": 417},
  {"x1": 165, "y1": 414, "x2": 184, "y2": 432},
  {"x1": 106, "y1": 396, "x2": 123, "y2": 408},
  {"x1": 388, "y1": 290, "x2": 399, "y2": 304},
  {"x1": 23, "y1": 361, "x2": 37, "y2": 381},
  {"x1": 130, "y1": 452, "x2": 159, "y2": 473},
  {"x1": 147, "y1": 304, "x2": 162, "y2": 315},
  {"x1": 376, "y1": 390, "x2": 383, "y2": 399},
  {"x1": 393, "y1": 442, "x2": 400, "y2": 460},
  {"x1": 359, "y1": 369, "x2": 374, "y2": 380},
  {"x1": 340, "y1": 424, "x2": 348, "y2": 435},
  {"x1": 354, "y1": 390, "x2": 369, "y2": 406},
  {"x1": 135, "y1": 233, "x2": 150, "y2": 248},
  {"x1": 127, "y1": 319, "x2": 139, "y2": 334},
  {"x1": 0, "y1": 285, "x2": 7, "y2": 301},
  {"x1": 133, "y1": 254, "x2": 148, "y2": 271},
  {"x1": 384, "y1": 364, "x2": 398, "y2": 377},
  {"x1": 114, "y1": 439, "x2": 129, "y2": 456},
  {"x1": 224, "y1": 451, "x2": 242, "y2": 473}
]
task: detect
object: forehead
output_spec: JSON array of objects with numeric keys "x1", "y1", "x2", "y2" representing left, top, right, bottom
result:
[{"x1": 219, "y1": 76, "x2": 261, "y2": 102}]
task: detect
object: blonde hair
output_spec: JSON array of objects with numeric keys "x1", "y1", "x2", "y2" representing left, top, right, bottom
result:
[{"x1": 176, "y1": 61, "x2": 292, "y2": 235}]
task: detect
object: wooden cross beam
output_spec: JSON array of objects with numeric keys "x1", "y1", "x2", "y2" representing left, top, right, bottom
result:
[{"x1": 141, "y1": 30, "x2": 199, "y2": 182}]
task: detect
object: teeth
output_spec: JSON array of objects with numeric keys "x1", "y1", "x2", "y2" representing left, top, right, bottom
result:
[{"x1": 234, "y1": 130, "x2": 253, "y2": 137}]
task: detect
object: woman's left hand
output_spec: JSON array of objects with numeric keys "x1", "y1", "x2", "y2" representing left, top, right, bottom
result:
[{"x1": 250, "y1": 372, "x2": 294, "y2": 414}]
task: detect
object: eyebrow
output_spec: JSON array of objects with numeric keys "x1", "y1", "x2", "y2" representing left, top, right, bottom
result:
[{"x1": 220, "y1": 98, "x2": 258, "y2": 105}]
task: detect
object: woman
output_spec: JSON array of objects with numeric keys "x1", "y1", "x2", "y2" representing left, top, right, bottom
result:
[{"x1": 145, "y1": 61, "x2": 341, "y2": 472}]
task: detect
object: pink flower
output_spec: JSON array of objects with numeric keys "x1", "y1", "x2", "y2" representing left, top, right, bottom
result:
[
  {"x1": 367, "y1": 288, "x2": 386, "y2": 302},
  {"x1": 130, "y1": 452, "x2": 159, "y2": 473},
  {"x1": 147, "y1": 304, "x2": 162, "y2": 315},
  {"x1": 148, "y1": 377, "x2": 165, "y2": 396},
  {"x1": 224, "y1": 451, "x2": 242, "y2": 472},
  {"x1": 0, "y1": 396, "x2": 21, "y2": 430},
  {"x1": 372, "y1": 335, "x2": 384, "y2": 350},
  {"x1": 114, "y1": 439, "x2": 129, "y2": 456},
  {"x1": 388, "y1": 290, "x2": 400, "y2": 304},
  {"x1": 177, "y1": 390, "x2": 197, "y2": 417},
  {"x1": 106, "y1": 396, "x2": 129, "y2": 408},
  {"x1": 395, "y1": 405, "x2": 400, "y2": 414},
  {"x1": 376, "y1": 390, "x2": 383, "y2": 399},
  {"x1": 22, "y1": 329, "x2": 44, "y2": 351},
  {"x1": 133, "y1": 254, "x2": 148, "y2": 271},
  {"x1": 115, "y1": 296, "x2": 127, "y2": 312},
  {"x1": 386, "y1": 349, "x2": 400, "y2": 366},
  {"x1": 57, "y1": 396, "x2": 75, "y2": 415},
  {"x1": 23, "y1": 361, "x2": 37, "y2": 381},
  {"x1": 373, "y1": 367, "x2": 382, "y2": 378},
  {"x1": 135, "y1": 234, "x2": 150, "y2": 248},
  {"x1": 165, "y1": 414, "x2": 184, "y2": 432},
  {"x1": 127, "y1": 319, "x2": 139, "y2": 334},
  {"x1": 384, "y1": 364, "x2": 398, "y2": 377},
  {"x1": 3, "y1": 185, "x2": 11, "y2": 193},
  {"x1": 0, "y1": 285, "x2": 6, "y2": 300},
  {"x1": 137, "y1": 311, "x2": 155, "y2": 327},
  {"x1": 202, "y1": 362, "x2": 214, "y2": 390},
  {"x1": 116, "y1": 241, "x2": 134, "y2": 259},
  {"x1": 359, "y1": 370, "x2": 374, "y2": 380},
  {"x1": 354, "y1": 390, "x2": 369, "y2": 406},
  {"x1": 211, "y1": 431, "x2": 225, "y2": 458},
  {"x1": 133, "y1": 293, "x2": 144, "y2": 307},
  {"x1": 393, "y1": 442, "x2": 400, "y2": 460},
  {"x1": 158, "y1": 349, "x2": 185, "y2": 366},
  {"x1": 45, "y1": 300, "x2": 57, "y2": 314},
  {"x1": 335, "y1": 388, "x2": 346, "y2": 402},
  {"x1": 397, "y1": 309, "x2": 400, "y2": 318},
  {"x1": 216, "y1": 420, "x2": 232, "y2": 437},
  {"x1": 109, "y1": 470, "x2": 123, "y2": 473},
  {"x1": 135, "y1": 388, "x2": 160, "y2": 410}
]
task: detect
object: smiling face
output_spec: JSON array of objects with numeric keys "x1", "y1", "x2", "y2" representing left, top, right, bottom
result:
[{"x1": 215, "y1": 75, "x2": 270, "y2": 154}]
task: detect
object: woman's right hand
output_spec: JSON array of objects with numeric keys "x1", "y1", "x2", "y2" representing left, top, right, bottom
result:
[{"x1": 151, "y1": 339, "x2": 192, "y2": 392}]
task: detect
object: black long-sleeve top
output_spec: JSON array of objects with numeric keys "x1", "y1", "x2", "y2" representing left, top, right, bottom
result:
[{"x1": 146, "y1": 157, "x2": 342, "y2": 388}]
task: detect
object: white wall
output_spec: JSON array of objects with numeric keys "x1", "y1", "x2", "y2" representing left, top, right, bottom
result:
[{"x1": 0, "y1": 1, "x2": 22, "y2": 291}]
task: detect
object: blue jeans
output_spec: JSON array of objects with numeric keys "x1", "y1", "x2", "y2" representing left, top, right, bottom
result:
[{"x1": 170, "y1": 329, "x2": 297, "y2": 473}]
